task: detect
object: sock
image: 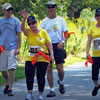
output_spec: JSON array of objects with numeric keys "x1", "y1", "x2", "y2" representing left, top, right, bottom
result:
[
  {"x1": 59, "y1": 80, "x2": 64, "y2": 85},
  {"x1": 50, "y1": 88, "x2": 55, "y2": 92},
  {"x1": 39, "y1": 92, "x2": 43, "y2": 95}
]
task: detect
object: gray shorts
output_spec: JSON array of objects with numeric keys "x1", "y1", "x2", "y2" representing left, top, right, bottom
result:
[{"x1": 0, "y1": 49, "x2": 17, "y2": 71}]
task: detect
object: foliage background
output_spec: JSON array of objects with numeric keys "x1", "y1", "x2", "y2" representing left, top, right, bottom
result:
[{"x1": 0, "y1": 0, "x2": 98, "y2": 62}]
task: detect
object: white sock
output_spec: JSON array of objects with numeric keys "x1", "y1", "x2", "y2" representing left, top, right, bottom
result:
[
  {"x1": 26, "y1": 93, "x2": 33, "y2": 99},
  {"x1": 59, "y1": 80, "x2": 64, "y2": 85},
  {"x1": 38, "y1": 93, "x2": 44, "y2": 99},
  {"x1": 50, "y1": 88, "x2": 55, "y2": 92}
]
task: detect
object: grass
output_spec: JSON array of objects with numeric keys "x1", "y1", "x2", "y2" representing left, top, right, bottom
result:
[
  {"x1": 64, "y1": 52, "x2": 86, "y2": 66},
  {"x1": 0, "y1": 52, "x2": 86, "y2": 86},
  {"x1": 0, "y1": 63, "x2": 25, "y2": 85}
]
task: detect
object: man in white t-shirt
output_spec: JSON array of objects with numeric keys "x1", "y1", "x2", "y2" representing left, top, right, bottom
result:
[{"x1": 41, "y1": 1, "x2": 69, "y2": 97}]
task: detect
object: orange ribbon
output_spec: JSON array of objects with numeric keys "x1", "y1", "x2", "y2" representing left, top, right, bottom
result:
[
  {"x1": 32, "y1": 51, "x2": 50, "y2": 65},
  {"x1": 64, "y1": 32, "x2": 75, "y2": 38},
  {"x1": 85, "y1": 56, "x2": 93, "y2": 67},
  {"x1": 0, "y1": 46, "x2": 4, "y2": 54}
]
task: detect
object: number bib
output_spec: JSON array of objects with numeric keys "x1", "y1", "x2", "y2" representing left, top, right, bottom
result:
[
  {"x1": 29, "y1": 46, "x2": 43, "y2": 56},
  {"x1": 93, "y1": 38, "x2": 100, "y2": 50}
]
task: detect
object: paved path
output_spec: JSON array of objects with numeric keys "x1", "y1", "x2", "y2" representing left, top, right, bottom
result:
[{"x1": 0, "y1": 62, "x2": 100, "y2": 100}]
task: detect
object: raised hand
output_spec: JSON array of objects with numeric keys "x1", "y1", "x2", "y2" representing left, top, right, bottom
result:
[{"x1": 21, "y1": 9, "x2": 28, "y2": 20}]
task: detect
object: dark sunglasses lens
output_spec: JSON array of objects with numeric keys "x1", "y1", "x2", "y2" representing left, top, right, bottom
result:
[
  {"x1": 96, "y1": 15, "x2": 100, "y2": 17},
  {"x1": 47, "y1": 6, "x2": 55, "y2": 9},
  {"x1": 7, "y1": 8, "x2": 13, "y2": 11},
  {"x1": 28, "y1": 22, "x2": 36, "y2": 25},
  {"x1": 28, "y1": 23, "x2": 32, "y2": 25}
]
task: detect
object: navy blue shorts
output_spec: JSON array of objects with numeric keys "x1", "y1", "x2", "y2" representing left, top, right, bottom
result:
[{"x1": 52, "y1": 43, "x2": 67, "y2": 65}]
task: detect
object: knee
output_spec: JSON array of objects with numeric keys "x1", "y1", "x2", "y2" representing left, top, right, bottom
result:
[
  {"x1": 47, "y1": 66, "x2": 52, "y2": 73},
  {"x1": 57, "y1": 66, "x2": 64, "y2": 73}
]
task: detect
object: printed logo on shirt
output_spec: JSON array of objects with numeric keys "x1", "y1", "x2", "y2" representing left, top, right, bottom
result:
[
  {"x1": 53, "y1": 24, "x2": 57, "y2": 32},
  {"x1": 47, "y1": 29, "x2": 51, "y2": 32},
  {"x1": 39, "y1": 38, "x2": 42, "y2": 41}
]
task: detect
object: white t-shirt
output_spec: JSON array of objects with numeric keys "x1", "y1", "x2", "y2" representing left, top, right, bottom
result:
[{"x1": 40, "y1": 16, "x2": 68, "y2": 43}]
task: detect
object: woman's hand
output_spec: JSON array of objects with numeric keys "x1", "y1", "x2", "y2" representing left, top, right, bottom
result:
[
  {"x1": 21, "y1": 10, "x2": 28, "y2": 20},
  {"x1": 50, "y1": 54, "x2": 55, "y2": 64},
  {"x1": 86, "y1": 52, "x2": 90, "y2": 59}
]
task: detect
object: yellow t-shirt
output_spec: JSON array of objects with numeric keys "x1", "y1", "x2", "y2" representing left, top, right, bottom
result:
[
  {"x1": 88, "y1": 25, "x2": 100, "y2": 57},
  {"x1": 25, "y1": 28, "x2": 51, "y2": 62}
]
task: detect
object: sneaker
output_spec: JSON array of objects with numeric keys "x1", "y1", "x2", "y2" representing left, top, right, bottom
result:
[
  {"x1": 38, "y1": 94, "x2": 44, "y2": 100},
  {"x1": 8, "y1": 90, "x2": 14, "y2": 96},
  {"x1": 25, "y1": 93, "x2": 34, "y2": 100},
  {"x1": 3, "y1": 85, "x2": 9, "y2": 94},
  {"x1": 58, "y1": 80, "x2": 65, "y2": 94},
  {"x1": 46, "y1": 91, "x2": 56, "y2": 97},
  {"x1": 92, "y1": 85, "x2": 100, "y2": 96}
]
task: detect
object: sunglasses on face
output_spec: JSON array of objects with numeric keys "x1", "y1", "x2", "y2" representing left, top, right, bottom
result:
[
  {"x1": 95, "y1": 14, "x2": 100, "y2": 17},
  {"x1": 96, "y1": 15, "x2": 100, "y2": 17},
  {"x1": 47, "y1": 6, "x2": 56, "y2": 9},
  {"x1": 28, "y1": 22, "x2": 36, "y2": 26},
  {"x1": 6, "y1": 8, "x2": 13, "y2": 11}
]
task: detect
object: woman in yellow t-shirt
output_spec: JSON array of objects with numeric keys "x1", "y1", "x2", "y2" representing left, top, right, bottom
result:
[
  {"x1": 86, "y1": 8, "x2": 100, "y2": 96},
  {"x1": 21, "y1": 10, "x2": 54, "y2": 100}
]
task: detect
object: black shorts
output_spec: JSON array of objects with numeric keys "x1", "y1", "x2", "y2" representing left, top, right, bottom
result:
[{"x1": 52, "y1": 43, "x2": 67, "y2": 65}]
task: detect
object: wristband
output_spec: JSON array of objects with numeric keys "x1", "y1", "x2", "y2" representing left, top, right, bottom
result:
[{"x1": 62, "y1": 40, "x2": 65, "y2": 43}]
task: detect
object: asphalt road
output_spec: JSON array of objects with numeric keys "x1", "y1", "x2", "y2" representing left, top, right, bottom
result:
[{"x1": 0, "y1": 62, "x2": 100, "y2": 100}]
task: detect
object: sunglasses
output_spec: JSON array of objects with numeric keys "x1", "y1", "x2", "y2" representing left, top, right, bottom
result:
[
  {"x1": 28, "y1": 22, "x2": 36, "y2": 26},
  {"x1": 47, "y1": 6, "x2": 56, "y2": 9},
  {"x1": 6, "y1": 8, "x2": 13, "y2": 11},
  {"x1": 95, "y1": 15, "x2": 100, "y2": 17}
]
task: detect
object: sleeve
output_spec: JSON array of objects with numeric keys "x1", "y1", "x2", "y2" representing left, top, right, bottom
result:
[
  {"x1": 40, "y1": 20, "x2": 44, "y2": 29},
  {"x1": 16, "y1": 18, "x2": 21, "y2": 33},
  {"x1": 88, "y1": 26, "x2": 93, "y2": 35},
  {"x1": 62, "y1": 18, "x2": 68, "y2": 32}
]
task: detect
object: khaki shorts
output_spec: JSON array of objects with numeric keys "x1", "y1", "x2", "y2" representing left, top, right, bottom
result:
[{"x1": 0, "y1": 49, "x2": 17, "y2": 71}]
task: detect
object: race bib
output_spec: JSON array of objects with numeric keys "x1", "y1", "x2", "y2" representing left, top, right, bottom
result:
[
  {"x1": 29, "y1": 46, "x2": 43, "y2": 56},
  {"x1": 93, "y1": 38, "x2": 100, "y2": 50}
]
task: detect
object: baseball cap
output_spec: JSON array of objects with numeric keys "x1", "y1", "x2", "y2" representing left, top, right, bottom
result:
[
  {"x1": 95, "y1": 8, "x2": 100, "y2": 15},
  {"x1": 46, "y1": 1, "x2": 57, "y2": 7},
  {"x1": 27, "y1": 16, "x2": 37, "y2": 24},
  {"x1": 2, "y1": 3, "x2": 13, "y2": 10}
]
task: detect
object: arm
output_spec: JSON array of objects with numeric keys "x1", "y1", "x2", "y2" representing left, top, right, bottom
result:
[
  {"x1": 63, "y1": 30, "x2": 69, "y2": 42},
  {"x1": 46, "y1": 42, "x2": 54, "y2": 64},
  {"x1": 86, "y1": 34, "x2": 92, "y2": 59},
  {"x1": 21, "y1": 10, "x2": 28, "y2": 36},
  {"x1": 57, "y1": 30, "x2": 68, "y2": 48},
  {"x1": 14, "y1": 32, "x2": 21, "y2": 55}
]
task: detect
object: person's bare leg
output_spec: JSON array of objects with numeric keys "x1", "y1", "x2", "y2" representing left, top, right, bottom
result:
[
  {"x1": 2, "y1": 71, "x2": 9, "y2": 85},
  {"x1": 94, "y1": 80, "x2": 99, "y2": 87},
  {"x1": 46, "y1": 64, "x2": 56, "y2": 97},
  {"x1": 47, "y1": 64, "x2": 54, "y2": 88},
  {"x1": 56, "y1": 63, "x2": 65, "y2": 94},
  {"x1": 8, "y1": 69, "x2": 15, "y2": 90},
  {"x1": 56, "y1": 64, "x2": 64, "y2": 81}
]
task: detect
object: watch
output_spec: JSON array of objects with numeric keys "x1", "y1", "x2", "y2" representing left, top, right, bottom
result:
[{"x1": 62, "y1": 40, "x2": 65, "y2": 43}]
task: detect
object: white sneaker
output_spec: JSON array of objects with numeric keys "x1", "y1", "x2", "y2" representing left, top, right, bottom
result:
[
  {"x1": 25, "y1": 93, "x2": 34, "y2": 100},
  {"x1": 38, "y1": 94, "x2": 44, "y2": 100}
]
